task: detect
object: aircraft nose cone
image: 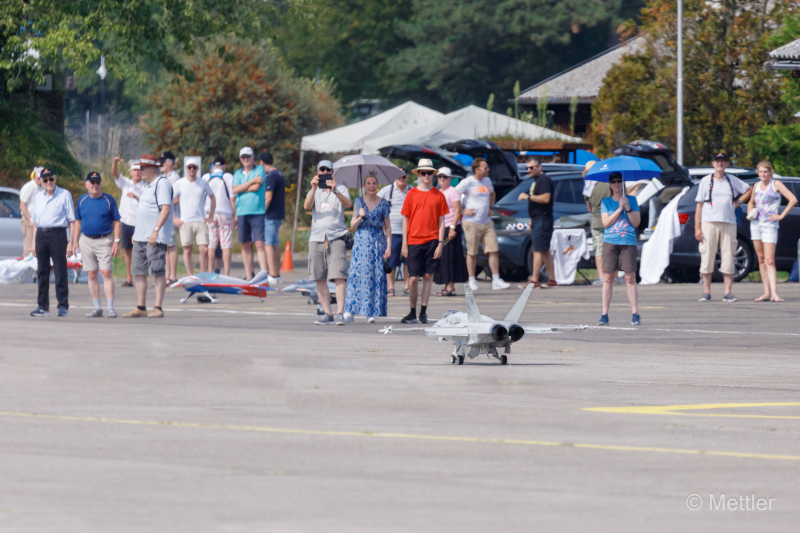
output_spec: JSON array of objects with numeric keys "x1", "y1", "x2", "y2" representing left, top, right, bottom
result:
[{"x1": 490, "y1": 324, "x2": 508, "y2": 342}]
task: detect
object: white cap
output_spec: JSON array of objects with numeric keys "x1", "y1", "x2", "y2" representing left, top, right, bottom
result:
[
  {"x1": 239, "y1": 147, "x2": 254, "y2": 157},
  {"x1": 184, "y1": 156, "x2": 201, "y2": 172},
  {"x1": 131, "y1": 164, "x2": 141, "y2": 171},
  {"x1": 436, "y1": 167, "x2": 452, "y2": 177}
]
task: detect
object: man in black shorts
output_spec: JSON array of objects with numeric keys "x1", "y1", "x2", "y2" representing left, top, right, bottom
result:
[
  {"x1": 400, "y1": 159, "x2": 449, "y2": 324},
  {"x1": 517, "y1": 156, "x2": 556, "y2": 288}
]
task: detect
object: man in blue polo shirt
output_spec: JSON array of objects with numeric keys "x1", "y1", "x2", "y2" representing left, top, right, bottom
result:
[
  {"x1": 232, "y1": 146, "x2": 267, "y2": 280},
  {"x1": 73, "y1": 172, "x2": 121, "y2": 317}
]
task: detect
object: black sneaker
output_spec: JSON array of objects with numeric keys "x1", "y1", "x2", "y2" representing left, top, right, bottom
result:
[
  {"x1": 699, "y1": 293, "x2": 711, "y2": 302},
  {"x1": 30, "y1": 307, "x2": 50, "y2": 317},
  {"x1": 418, "y1": 312, "x2": 429, "y2": 324},
  {"x1": 314, "y1": 313, "x2": 334, "y2": 325},
  {"x1": 401, "y1": 311, "x2": 418, "y2": 324}
]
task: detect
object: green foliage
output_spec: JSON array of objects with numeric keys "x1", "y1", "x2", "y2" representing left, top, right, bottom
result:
[
  {"x1": 0, "y1": 0, "x2": 294, "y2": 92},
  {"x1": 486, "y1": 93, "x2": 495, "y2": 112},
  {"x1": 592, "y1": 0, "x2": 798, "y2": 166},
  {"x1": 569, "y1": 95, "x2": 579, "y2": 136},
  {"x1": 744, "y1": 13, "x2": 800, "y2": 175},
  {"x1": 0, "y1": 95, "x2": 82, "y2": 192},
  {"x1": 145, "y1": 38, "x2": 344, "y2": 223}
]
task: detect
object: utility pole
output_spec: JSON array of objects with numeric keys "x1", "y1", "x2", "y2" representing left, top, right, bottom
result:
[{"x1": 677, "y1": 0, "x2": 684, "y2": 166}]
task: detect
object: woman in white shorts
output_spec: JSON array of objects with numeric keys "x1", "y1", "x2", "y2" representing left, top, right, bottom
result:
[{"x1": 748, "y1": 161, "x2": 797, "y2": 302}]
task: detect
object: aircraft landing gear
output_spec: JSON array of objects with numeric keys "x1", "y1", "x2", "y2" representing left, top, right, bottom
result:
[
  {"x1": 500, "y1": 355, "x2": 508, "y2": 365},
  {"x1": 458, "y1": 355, "x2": 465, "y2": 365},
  {"x1": 488, "y1": 346, "x2": 508, "y2": 365},
  {"x1": 451, "y1": 355, "x2": 457, "y2": 364},
  {"x1": 452, "y1": 345, "x2": 465, "y2": 365}
]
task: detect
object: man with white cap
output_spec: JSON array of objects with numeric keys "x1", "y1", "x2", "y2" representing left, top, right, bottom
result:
[
  {"x1": 19, "y1": 166, "x2": 44, "y2": 257},
  {"x1": 160, "y1": 150, "x2": 181, "y2": 284},
  {"x1": 112, "y1": 156, "x2": 146, "y2": 287},
  {"x1": 173, "y1": 156, "x2": 215, "y2": 274},
  {"x1": 232, "y1": 146, "x2": 267, "y2": 280},
  {"x1": 202, "y1": 156, "x2": 236, "y2": 276},
  {"x1": 304, "y1": 159, "x2": 352, "y2": 325}
]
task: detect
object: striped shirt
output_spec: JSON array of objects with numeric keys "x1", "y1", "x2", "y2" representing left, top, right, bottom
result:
[{"x1": 309, "y1": 185, "x2": 350, "y2": 243}]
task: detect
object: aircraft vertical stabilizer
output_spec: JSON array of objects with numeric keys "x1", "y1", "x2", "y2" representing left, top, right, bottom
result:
[
  {"x1": 464, "y1": 284, "x2": 482, "y2": 323},
  {"x1": 504, "y1": 283, "x2": 533, "y2": 323}
]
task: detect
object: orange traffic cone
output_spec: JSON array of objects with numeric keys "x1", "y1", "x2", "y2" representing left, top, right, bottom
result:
[{"x1": 281, "y1": 241, "x2": 293, "y2": 273}]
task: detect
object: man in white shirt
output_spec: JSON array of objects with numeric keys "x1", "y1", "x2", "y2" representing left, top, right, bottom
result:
[
  {"x1": 455, "y1": 158, "x2": 510, "y2": 290},
  {"x1": 19, "y1": 166, "x2": 44, "y2": 257},
  {"x1": 377, "y1": 171, "x2": 411, "y2": 295},
  {"x1": 112, "y1": 157, "x2": 146, "y2": 287},
  {"x1": 173, "y1": 156, "x2": 215, "y2": 275},
  {"x1": 694, "y1": 152, "x2": 751, "y2": 302},
  {"x1": 160, "y1": 151, "x2": 181, "y2": 283},
  {"x1": 202, "y1": 157, "x2": 236, "y2": 275}
]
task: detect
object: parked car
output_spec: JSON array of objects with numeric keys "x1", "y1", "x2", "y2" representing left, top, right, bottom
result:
[
  {"x1": 476, "y1": 141, "x2": 693, "y2": 278},
  {"x1": 379, "y1": 144, "x2": 469, "y2": 183},
  {"x1": 517, "y1": 162, "x2": 584, "y2": 179},
  {"x1": 0, "y1": 187, "x2": 24, "y2": 258},
  {"x1": 664, "y1": 176, "x2": 800, "y2": 282}
]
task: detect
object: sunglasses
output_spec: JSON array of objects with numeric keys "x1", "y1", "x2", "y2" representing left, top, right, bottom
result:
[
  {"x1": 418, "y1": 170, "x2": 435, "y2": 176},
  {"x1": 397, "y1": 175, "x2": 407, "y2": 179},
  {"x1": 88, "y1": 179, "x2": 101, "y2": 184},
  {"x1": 42, "y1": 177, "x2": 54, "y2": 183},
  {"x1": 609, "y1": 179, "x2": 623, "y2": 184},
  {"x1": 240, "y1": 155, "x2": 252, "y2": 159},
  {"x1": 526, "y1": 165, "x2": 540, "y2": 170},
  {"x1": 319, "y1": 167, "x2": 332, "y2": 172},
  {"x1": 187, "y1": 165, "x2": 198, "y2": 170}
]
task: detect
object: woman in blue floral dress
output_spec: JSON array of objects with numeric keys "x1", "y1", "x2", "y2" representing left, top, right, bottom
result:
[{"x1": 345, "y1": 175, "x2": 392, "y2": 322}]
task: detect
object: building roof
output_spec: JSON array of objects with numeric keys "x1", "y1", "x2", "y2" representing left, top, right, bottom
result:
[
  {"x1": 517, "y1": 38, "x2": 645, "y2": 104},
  {"x1": 768, "y1": 38, "x2": 800, "y2": 71}
]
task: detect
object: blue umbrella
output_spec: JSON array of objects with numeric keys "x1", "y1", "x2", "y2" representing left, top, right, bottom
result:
[{"x1": 584, "y1": 156, "x2": 662, "y2": 183}]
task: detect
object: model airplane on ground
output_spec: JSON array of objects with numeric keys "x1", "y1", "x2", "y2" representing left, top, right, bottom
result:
[
  {"x1": 378, "y1": 284, "x2": 585, "y2": 365},
  {"x1": 282, "y1": 278, "x2": 337, "y2": 314},
  {"x1": 169, "y1": 271, "x2": 273, "y2": 303}
]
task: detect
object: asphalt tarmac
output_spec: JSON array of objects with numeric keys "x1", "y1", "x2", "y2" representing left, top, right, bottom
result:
[{"x1": 1, "y1": 267, "x2": 798, "y2": 531}]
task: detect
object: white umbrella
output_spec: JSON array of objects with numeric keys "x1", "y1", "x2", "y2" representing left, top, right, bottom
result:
[{"x1": 332, "y1": 154, "x2": 405, "y2": 189}]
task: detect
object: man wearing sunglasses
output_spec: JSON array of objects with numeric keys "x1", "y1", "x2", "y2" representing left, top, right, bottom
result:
[
  {"x1": 173, "y1": 156, "x2": 215, "y2": 275},
  {"x1": 73, "y1": 172, "x2": 121, "y2": 317},
  {"x1": 29, "y1": 168, "x2": 76, "y2": 317},
  {"x1": 518, "y1": 156, "x2": 556, "y2": 288},
  {"x1": 232, "y1": 147, "x2": 268, "y2": 280}
]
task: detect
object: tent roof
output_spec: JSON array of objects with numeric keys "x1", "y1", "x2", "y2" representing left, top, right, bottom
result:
[
  {"x1": 362, "y1": 105, "x2": 583, "y2": 154},
  {"x1": 300, "y1": 101, "x2": 442, "y2": 153},
  {"x1": 517, "y1": 38, "x2": 644, "y2": 104}
]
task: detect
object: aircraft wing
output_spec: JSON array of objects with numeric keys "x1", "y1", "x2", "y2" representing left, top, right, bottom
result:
[
  {"x1": 422, "y1": 326, "x2": 469, "y2": 337},
  {"x1": 523, "y1": 325, "x2": 587, "y2": 334}
]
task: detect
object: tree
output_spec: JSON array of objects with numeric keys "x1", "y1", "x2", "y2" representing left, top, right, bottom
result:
[
  {"x1": 591, "y1": 0, "x2": 799, "y2": 166},
  {"x1": 388, "y1": 0, "x2": 632, "y2": 110},
  {"x1": 745, "y1": 13, "x2": 800, "y2": 175},
  {"x1": 145, "y1": 39, "x2": 344, "y2": 221}
]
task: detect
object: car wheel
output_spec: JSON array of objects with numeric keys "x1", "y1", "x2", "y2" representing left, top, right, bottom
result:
[{"x1": 712, "y1": 238, "x2": 753, "y2": 282}]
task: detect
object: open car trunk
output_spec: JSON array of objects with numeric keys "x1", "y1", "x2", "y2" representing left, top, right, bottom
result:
[{"x1": 439, "y1": 140, "x2": 521, "y2": 199}]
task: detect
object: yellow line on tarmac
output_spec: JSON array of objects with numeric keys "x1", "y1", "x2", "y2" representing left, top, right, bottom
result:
[
  {"x1": 1, "y1": 410, "x2": 799, "y2": 462},
  {"x1": 583, "y1": 402, "x2": 800, "y2": 420}
]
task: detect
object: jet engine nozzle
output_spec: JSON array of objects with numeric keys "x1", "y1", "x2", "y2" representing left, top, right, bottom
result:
[
  {"x1": 490, "y1": 324, "x2": 508, "y2": 342},
  {"x1": 508, "y1": 324, "x2": 525, "y2": 342}
]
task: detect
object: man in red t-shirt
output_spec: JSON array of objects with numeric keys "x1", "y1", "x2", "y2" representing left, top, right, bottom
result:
[{"x1": 401, "y1": 159, "x2": 448, "y2": 324}]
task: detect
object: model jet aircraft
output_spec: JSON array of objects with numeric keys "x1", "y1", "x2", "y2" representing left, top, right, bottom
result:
[
  {"x1": 379, "y1": 284, "x2": 585, "y2": 365},
  {"x1": 282, "y1": 278, "x2": 337, "y2": 315},
  {"x1": 169, "y1": 271, "x2": 273, "y2": 303}
]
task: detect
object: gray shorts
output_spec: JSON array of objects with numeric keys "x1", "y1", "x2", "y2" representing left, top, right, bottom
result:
[
  {"x1": 132, "y1": 241, "x2": 168, "y2": 277},
  {"x1": 308, "y1": 238, "x2": 348, "y2": 281}
]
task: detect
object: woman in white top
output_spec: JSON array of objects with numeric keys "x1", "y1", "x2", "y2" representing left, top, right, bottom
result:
[{"x1": 747, "y1": 161, "x2": 797, "y2": 302}]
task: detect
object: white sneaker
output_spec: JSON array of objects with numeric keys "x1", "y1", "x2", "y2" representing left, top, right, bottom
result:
[
  {"x1": 468, "y1": 279, "x2": 479, "y2": 291},
  {"x1": 367, "y1": 316, "x2": 376, "y2": 324},
  {"x1": 343, "y1": 311, "x2": 355, "y2": 323},
  {"x1": 492, "y1": 278, "x2": 510, "y2": 290},
  {"x1": 275, "y1": 276, "x2": 282, "y2": 284},
  {"x1": 267, "y1": 275, "x2": 279, "y2": 285}
]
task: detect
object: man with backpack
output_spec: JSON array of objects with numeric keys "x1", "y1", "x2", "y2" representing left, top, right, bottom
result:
[
  {"x1": 123, "y1": 154, "x2": 174, "y2": 318},
  {"x1": 694, "y1": 153, "x2": 751, "y2": 302},
  {"x1": 203, "y1": 157, "x2": 236, "y2": 276}
]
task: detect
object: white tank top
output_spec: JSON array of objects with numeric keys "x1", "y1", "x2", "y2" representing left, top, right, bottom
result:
[{"x1": 753, "y1": 180, "x2": 781, "y2": 225}]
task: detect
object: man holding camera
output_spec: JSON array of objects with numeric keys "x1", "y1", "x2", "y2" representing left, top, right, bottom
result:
[{"x1": 304, "y1": 160, "x2": 352, "y2": 326}]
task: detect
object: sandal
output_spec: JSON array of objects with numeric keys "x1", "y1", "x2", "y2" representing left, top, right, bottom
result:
[
  {"x1": 387, "y1": 288, "x2": 395, "y2": 297},
  {"x1": 403, "y1": 288, "x2": 410, "y2": 295},
  {"x1": 436, "y1": 290, "x2": 456, "y2": 297},
  {"x1": 446, "y1": 290, "x2": 457, "y2": 297},
  {"x1": 754, "y1": 295, "x2": 770, "y2": 302}
]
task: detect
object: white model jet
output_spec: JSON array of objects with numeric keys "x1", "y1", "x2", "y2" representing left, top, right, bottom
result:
[{"x1": 379, "y1": 283, "x2": 584, "y2": 365}]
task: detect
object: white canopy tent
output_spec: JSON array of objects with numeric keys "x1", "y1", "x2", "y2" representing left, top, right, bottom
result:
[
  {"x1": 291, "y1": 101, "x2": 442, "y2": 252},
  {"x1": 362, "y1": 105, "x2": 583, "y2": 154}
]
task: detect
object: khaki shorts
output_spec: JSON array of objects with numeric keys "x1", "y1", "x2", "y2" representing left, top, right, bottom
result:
[
  {"x1": 591, "y1": 227, "x2": 604, "y2": 257},
  {"x1": 699, "y1": 221, "x2": 736, "y2": 275},
  {"x1": 308, "y1": 238, "x2": 348, "y2": 281},
  {"x1": 22, "y1": 218, "x2": 35, "y2": 257},
  {"x1": 179, "y1": 220, "x2": 209, "y2": 247},
  {"x1": 463, "y1": 221, "x2": 499, "y2": 255},
  {"x1": 79, "y1": 234, "x2": 114, "y2": 272}
]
